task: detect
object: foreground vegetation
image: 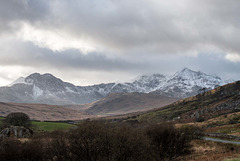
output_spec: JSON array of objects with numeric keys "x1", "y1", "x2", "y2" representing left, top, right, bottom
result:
[
  {"x1": 0, "y1": 120, "x2": 202, "y2": 161},
  {"x1": 1, "y1": 113, "x2": 240, "y2": 160}
]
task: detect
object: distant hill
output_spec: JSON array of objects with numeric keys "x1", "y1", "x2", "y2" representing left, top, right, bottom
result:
[
  {"x1": 0, "y1": 102, "x2": 92, "y2": 121},
  {"x1": 0, "y1": 68, "x2": 233, "y2": 105},
  {"x1": 121, "y1": 80, "x2": 240, "y2": 123},
  {"x1": 84, "y1": 92, "x2": 178, "y2": 116}
]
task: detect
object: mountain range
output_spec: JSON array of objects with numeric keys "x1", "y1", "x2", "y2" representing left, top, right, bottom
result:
[{"x1": 0, "y1": 68, "x2": 233, "y2": 105}]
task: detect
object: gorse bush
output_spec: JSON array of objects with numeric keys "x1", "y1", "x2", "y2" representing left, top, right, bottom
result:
[{"x1": 0, "y1": 121, "x2": 201, "y2": 161}]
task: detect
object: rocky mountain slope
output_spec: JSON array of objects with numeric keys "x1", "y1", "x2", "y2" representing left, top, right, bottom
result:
[{"x1": 0, "y1": 68, "x2": 232, "y2": 105}]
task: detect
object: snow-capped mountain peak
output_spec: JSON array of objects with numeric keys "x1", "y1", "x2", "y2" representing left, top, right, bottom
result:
[
  {"x1": 25, "y1": 73, "x2": 70, "y2": 92},
  {"x1": 170, "y1": 68, "x2": 222, "y2": 84},
  {"x1": 161, "y1": 68, "x2": 224, "y2": 98}
]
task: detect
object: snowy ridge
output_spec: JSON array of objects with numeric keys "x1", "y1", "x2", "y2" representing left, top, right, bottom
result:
[
  {"x1": 0, "y1": 68, "x2": 235, "y2": 105},
  {"x1": 157, "y1": 68, "x2": 225, "y2": 98},
  {"x1": 8, "y1": 77, "x2": 32, "y2": 86}
]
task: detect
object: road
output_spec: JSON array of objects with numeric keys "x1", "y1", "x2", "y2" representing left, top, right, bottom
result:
[{"x1": 204, "y1": 137, "x2": 240, "y2": 145}]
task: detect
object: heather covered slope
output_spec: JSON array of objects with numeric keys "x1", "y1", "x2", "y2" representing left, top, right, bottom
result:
[{"x1": 126, "y1": 81, "x2": 240, "y2": 123}]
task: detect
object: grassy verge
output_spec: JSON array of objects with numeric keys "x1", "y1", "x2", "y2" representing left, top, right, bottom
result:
[{"x1": 32, "y1": 121, "x2": 75, "y2": 132}]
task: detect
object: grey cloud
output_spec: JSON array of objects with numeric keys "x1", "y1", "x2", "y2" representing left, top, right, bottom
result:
[
  {"x1": 0, "y1": 40, "x2": 146, "y2": 72},
  {"x1": 1, "y1": 0, "x2": 240, "y2": 55},
  {"x1": 43, "y1": 0, "x2": 240, "y2": 54},
  {"x1": 0, "y1": 0, "x2": 50, "y2": 34}
]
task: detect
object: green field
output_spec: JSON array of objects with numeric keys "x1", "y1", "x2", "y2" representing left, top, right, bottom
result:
[
  {"x1": 32, "y1": 121, "x2": 75, "y2": 131},
  {"x1": 0, "y1": 117, "x2": 3, "y2": 124},
  {"x1": 0, "y1": 116, "x2": 74, "y2": 131}
]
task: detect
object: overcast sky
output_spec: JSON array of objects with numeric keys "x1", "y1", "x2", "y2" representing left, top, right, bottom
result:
[{"x1": 0, "y1": 0, "x2": 240, "y2": 86}]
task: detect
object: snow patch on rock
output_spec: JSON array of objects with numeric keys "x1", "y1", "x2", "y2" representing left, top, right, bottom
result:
[{"x1": 32, "y1": 85, "x2": 43, "y2": 98}]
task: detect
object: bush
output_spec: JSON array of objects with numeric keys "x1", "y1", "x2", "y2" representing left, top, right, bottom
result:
[
  {"x1": 68, "y1": 121, "x2": 150, "y2": 161},
  {"x1": 68, "y1": 121, "x2": 111, "y2": 161},
  {"x1": 0, "y1": 137, "x2": 49, "y2": 161},
  {"x1": 180, "y1": 125, "x2": 204, "y2": 139},
  {"x1": 146, "y1": 124, "x2": 193, "y2": 160},
  {"x1": 195, "y1": 116, "x2": 205, "y2": 122},
  {"x1": 110, "y1": 126, "x2": 151, "y2": 161},
  {"x1": 3, "y1": 112, "x2": 32, "y2": 128}
]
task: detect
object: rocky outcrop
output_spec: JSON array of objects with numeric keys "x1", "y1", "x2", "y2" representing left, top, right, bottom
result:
[
  {"x1": 0, "y1": 126, "x2": 33, "y2": 139},
  {"x1": 189, "y1": 96, "x2": 240, "y2": 119},
  {"x1": 214, "y1": 99, "x2": 240, "y2": 111}
]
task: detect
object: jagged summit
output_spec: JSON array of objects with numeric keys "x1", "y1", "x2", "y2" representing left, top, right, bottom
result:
[
  {"x1": 160, "y1": 68, "x2": 224, "y2": 98},
  {"x1": 169, "y1": 67, "x2": 222, "y2": 87},
  {"x1": 173, "y1": 67, "x2": 220, "y2": 79},
  {"x1": 1, "y1": 68, "x2": 235, "y2": 105},
  {"x1": 26, "y1": 73, "x2": 61, "y2": 82},
  {"x1": 172, "y1": 67, "x2": 194, "y2": 76}
]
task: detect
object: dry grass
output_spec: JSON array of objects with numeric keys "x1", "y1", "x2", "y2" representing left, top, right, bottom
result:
[
  {"x1": 18, "y1": 138, "x2": 29, "y2": 143},
  {"x1": 178, "y1": 139, "x2": 240, "y2": 161}
]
